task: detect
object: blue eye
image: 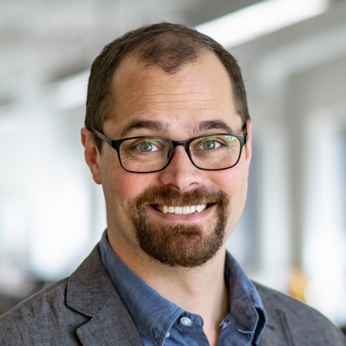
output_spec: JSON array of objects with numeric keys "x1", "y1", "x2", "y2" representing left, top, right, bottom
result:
[
  {"x1": 202, "y1": 140, "x2": 221, "y2": 150},
  {"x1": 138, "y1": 140, "x2": 161, "y2": 152},
  {"x1": 140, "y1": 143, "x2": 154, "y2": 152}
]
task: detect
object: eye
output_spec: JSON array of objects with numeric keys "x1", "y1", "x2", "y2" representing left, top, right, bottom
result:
[
  {"x1": 139, "y1": 141, "x2": 159, "y2": 152},
  {"x1": 201, "y1": 139, "x2": 222, "y2": 150}
]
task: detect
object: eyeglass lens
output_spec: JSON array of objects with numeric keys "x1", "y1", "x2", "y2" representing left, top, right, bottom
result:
[{"x1": 119, "y1": 135, "x2": 241, "y2": 172}]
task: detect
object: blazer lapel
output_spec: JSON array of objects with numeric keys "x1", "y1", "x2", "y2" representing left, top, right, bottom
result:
[
  {"x1": 76, "y1": 292, "x2": 144, "y2": 346},
  {"x1": 66, "y1": 246, "x2": 144, "y2": 346},
  {"x1": 259, "y1": 308, "x2": 295, "y2": 346},
  {"x1": 252, "y1": 282, "x2": 296, "y2": 346}
]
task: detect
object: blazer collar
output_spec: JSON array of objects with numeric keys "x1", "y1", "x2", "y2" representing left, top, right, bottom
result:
[
  {"x1": 253, "y1": 282, "x2": 295, "y2": 346},
  {"x1": 66, "y1": 245, "x2": 144, "y2": 346},
  {"x1": 257, "y1": 308, "x2": 295, "y2": 346},
  {"x1": 65, "y1": 245, "x2": 295, "y2": 346}
]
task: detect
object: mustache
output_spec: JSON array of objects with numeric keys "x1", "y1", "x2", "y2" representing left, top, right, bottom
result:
[{"x1": 135, "y1": 186, "x2": 229, "y2": 209}]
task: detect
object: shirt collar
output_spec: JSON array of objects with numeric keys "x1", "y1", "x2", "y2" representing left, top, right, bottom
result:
[
  {"x1": 99, "y1": 230, "x2": 267, "y2": 345},
  {"x1": 224, "y1": 251, "x2": 267, "y2": 344}
]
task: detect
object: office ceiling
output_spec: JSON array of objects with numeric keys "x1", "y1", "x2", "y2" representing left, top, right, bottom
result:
[
  {"x1": 1, "y1": 0, "x2": 344, "y2": 107},
  {"x1": 0, "y1": 0, "x2": 261, "y2": 100}
]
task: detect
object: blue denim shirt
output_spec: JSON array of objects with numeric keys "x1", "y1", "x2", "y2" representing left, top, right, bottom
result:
[{"x1": 99, "y1": 230, "x2": 267, "y2": 345}]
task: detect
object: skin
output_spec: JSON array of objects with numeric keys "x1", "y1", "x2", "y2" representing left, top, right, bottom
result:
[{"x1": 81, "y1": 51, "x2": 252, "y2": 346}]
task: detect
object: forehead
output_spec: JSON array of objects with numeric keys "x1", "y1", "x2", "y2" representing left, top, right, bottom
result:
[{"x1": 104, "y1": 51, "x2": 242, "y2": 137}]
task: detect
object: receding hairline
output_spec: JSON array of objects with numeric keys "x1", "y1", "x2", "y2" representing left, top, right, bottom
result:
[
  {"x1": 85, "y1": 23, "x2": 250, "y2": 152},
  {"x1": 111, "y1": 47, "x2": 227, "y2": 84},
  {"x1": 104, "y1": 49, "x2": 237, "y2": 124}
]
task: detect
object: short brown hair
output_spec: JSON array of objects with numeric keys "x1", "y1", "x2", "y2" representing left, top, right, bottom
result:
[{"x1": 85, "y1": 22, "x2": 250, "y2": 150}]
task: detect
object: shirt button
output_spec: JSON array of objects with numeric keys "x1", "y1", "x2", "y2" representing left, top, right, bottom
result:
[
  {"x1": 220, "y1": 320, "x2": 231, "y2": 329},
  {"x1": 165, "y1": 332, "x2": 170, "y2": 338},
  {"x1": 180, "y1": 317, "x2": 192, "y2": 326}
]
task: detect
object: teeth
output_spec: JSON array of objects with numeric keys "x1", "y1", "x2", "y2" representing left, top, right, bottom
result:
[
  {"x1": 182, "y1": 206, "x2": 190, "y2": 214},
  {"x1": 175, "y1": 207, "x2": 182, "y2": 214},
  {"x1": 156, "y1": 204, "x2": 207, "y2": 214},
  {"x1": 196, "y1": 205, "x2": 206, "y2": 212}
]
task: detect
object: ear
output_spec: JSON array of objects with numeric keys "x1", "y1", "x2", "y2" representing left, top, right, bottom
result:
[
  {"x1": 245, "y1": 121, "x2": 252, "y2": 177},
  {"x1": 81, "y1": 127, "x2": 102, "y2": 184}
]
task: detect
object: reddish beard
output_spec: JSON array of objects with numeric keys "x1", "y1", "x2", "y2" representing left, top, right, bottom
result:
[{"x1": 128, "y1": 186, "x2": 230, "y2": 267}]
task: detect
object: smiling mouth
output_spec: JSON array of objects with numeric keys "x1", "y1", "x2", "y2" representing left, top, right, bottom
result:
[{"x1": 152, "y1": 204, "x2": 211, "y2": 214}]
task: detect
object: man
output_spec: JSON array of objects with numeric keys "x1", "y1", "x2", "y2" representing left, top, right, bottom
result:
[{"x1": 0, "y1": 22, "x2": 345, "y2": 346}]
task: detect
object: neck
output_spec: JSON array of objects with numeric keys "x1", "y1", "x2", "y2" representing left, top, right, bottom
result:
[{"x1": 109, "y1": 233, "x2": 229, "y2": 346}]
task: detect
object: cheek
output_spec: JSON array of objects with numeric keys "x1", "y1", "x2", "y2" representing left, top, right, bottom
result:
[
  {"x1": 211, "y1": 162, "x2": 247, "y2": 196},
  {"x1": 211, "y1": 162, "x2": 248, "y2": 224},
  {"x1": 102, "y1": 151, "x2": 158, "y2": 209},
  {"x1": 100, "y1": 154, "x2": 132, "y2": 210},
  {"x1": 109, "y1": 159, "x2": 158, "y2": 206},
  {"x1": 113, "y1": 172, "x2": 147, "y2": 201}
]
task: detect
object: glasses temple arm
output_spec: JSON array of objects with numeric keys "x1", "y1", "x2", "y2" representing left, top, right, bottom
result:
[
  {"x1": 242, "y1": 123, "x2": 249, "y2": 144},
  {"x1": 92, "y1": 129, "x2": 113, "y2": 147}
]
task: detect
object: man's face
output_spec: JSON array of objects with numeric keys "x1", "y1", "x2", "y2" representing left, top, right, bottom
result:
[{"x1": 84, "y1": 51, "x2": 252, "y2": 267}]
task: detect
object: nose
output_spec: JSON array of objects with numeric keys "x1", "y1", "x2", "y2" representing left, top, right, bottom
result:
[{"x1": 158, "y1": 145, "x2": 203, "y2": 191}]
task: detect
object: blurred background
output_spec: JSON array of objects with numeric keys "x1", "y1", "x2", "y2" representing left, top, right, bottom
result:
[{"x1": 0, "y1": 0, "x2": 346, "y2": 330}]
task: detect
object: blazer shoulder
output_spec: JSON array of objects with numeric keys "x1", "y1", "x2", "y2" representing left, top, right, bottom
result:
[
  {"x1": 253, "y1": 281, "x2": 346, "y2": 346},
  {"x1": 254, "y1": 281, "x2": 328, "y2": 321},
  {"x1": 0, "y1": 278, "x2": 88, "y2": 345}
]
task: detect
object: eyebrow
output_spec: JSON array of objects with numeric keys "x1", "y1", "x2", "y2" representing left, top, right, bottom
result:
[
  {"x1": 120, "y1": 118, "x2": 235, "y2": 138},
  {"x1": 195, "y1": 120, "x2": 234, "y2": 135},
  {"x1": 120, "y1": 119, "x2": 168, "y2": 137}
]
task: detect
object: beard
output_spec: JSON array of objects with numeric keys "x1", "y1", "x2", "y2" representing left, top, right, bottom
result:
[{"x1": 128, "y1": 186, "x2": 230, "y2": 268}]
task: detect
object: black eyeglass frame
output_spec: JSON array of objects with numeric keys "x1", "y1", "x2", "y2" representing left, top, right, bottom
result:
[{"x1": 92, "y1": 125, "x2": 248, "y2": 173}]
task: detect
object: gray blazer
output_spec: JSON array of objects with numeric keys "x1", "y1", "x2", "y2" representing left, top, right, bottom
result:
[{"x1": 0, "y1": 246, "x2": 345, "y2": 346}]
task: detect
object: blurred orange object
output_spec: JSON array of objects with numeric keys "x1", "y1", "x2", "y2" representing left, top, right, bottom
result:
[{"x1": 288, "y1": 266, "x2": 309, "y2": 303}]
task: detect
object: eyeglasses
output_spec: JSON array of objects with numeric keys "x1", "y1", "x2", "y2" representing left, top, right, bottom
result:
[{"x1": 92, "y1": 126, "x2": 248, "y2": 173}]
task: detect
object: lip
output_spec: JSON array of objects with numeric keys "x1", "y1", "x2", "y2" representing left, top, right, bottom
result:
[{"x1": 146, "y1": 203, "x2": 216, "y2": 222}]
